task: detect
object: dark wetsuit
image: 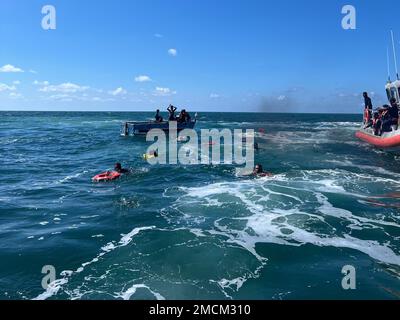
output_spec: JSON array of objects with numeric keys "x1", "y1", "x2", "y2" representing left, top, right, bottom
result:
[
  {"x1": 364, "y1": 96, "x2": 373, "y2": 111},
  {"x1": 116, "y1": 168, "x2": 129, "y2": 174}
]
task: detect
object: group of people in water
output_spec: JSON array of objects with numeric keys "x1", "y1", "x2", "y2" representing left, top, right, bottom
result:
[
  {"x1": 155, "y1": 105, "x2": 192, "y2": 123},
  {"x1": 363, "y1": 92, "x2": 399, "y2": 136},
  {"x1": 113, "y1": 161, "x2": 271, "y2": 178}
]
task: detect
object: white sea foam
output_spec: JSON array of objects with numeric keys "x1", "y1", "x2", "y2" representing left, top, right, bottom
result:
[
  {"x1": 114, "y1": 284, "x2": 165, "y2": 300},
  {"x1": 33, "y1": 279, "x2": 68, "y2": 300},
  {"x1": 58, "y1": 171, "x2": 88, "y2": 184},
  {"x1": 172, "y1": 172, "x2": 400, "y2": 268},
  {"x1": 32, "y1": 226, "x2": 156, "y2": 300}
]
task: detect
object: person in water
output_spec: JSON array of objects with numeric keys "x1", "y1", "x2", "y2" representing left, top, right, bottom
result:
[
  {"x1": 253, "y1": 164, "x2": 272, "y2": 177},
  {"x1": 144, "y1": 150, "x2": 158, "y2": 159},
  {"x1": 155, "y1": 109, "x2": 163, "y2": 122},
  {"x1": 114, "y1": 163, "x2": 129, "y2": 174},
  {"x1": 167, "y1": 105, "x2": 177, "y2": 121},
  {"x1": 363, "y1": 92, "x2": 373, "y2": 112}
]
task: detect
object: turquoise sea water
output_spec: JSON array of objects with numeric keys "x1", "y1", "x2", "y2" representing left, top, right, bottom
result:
[{"x1": 0, "y1": 111, "x2": 399, "y2": 300}]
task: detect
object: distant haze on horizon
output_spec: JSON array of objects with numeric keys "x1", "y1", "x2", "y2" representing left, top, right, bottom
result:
[{"x1": 1, "y1": 0, "x2": 399, "y2": 113}]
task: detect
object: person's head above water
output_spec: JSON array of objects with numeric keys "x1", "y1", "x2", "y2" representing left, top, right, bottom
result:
[
  {"x1": 390, "y1": 98, "x2": 397, "y2": 106},
  {"x1": 115, "y1": 163, "x2": 122, "y2": 171},
  {"x1": 363, "y1": 92, "x2": 368, "y2": 98},
  {"x1": 254, "y1": 164, "x2": 263, "y2": 174}
]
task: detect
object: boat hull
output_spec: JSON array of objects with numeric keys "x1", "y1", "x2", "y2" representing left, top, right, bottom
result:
[
  {"x1": 123, "y1": 120, "x2": 196, "y2": 136},
  {"x1": 356, "y1": 128, "x2": 400, "y2": 153}
]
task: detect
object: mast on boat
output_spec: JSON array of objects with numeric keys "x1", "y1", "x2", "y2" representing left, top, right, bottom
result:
[
  {"x1": 385, "y1": 31, "x2": 400, "y2": 104},
  {"x1": 391, "y1": 30, "x2": 399, "y2": 80},
  {"x1": 387, "y1": 46, "x2": 391, "y2": 83}
]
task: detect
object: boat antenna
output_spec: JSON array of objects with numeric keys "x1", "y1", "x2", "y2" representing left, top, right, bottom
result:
[
  {"x1": 387, "y1": 46, "x2": 391, "y2": 82},
  {"x1": 391, "y1": 30, "x2": 399, "y2": 80}
]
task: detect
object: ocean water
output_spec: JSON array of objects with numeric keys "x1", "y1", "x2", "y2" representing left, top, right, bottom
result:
[{"x1": 0, "y1": 111, "x2": 399, "y2": 300}]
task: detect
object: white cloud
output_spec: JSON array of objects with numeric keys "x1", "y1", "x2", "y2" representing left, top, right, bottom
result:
[
  {"x1": 33, "y1": 80, "x2": 50, "y2": 86},
  {"x1": 9, "y1": 92, "x2": 23, "y2": 99},
  {"x1": 153, "y1": 87, "x2": 176, "y2": 96},
  {"x1": 154, "y1": 33, "x2": 163, "y2": 38},
  {"x1": 13, "y1": 80, "x2": 21, "y2": 85},
  {"x1": 0, "y1": 83, "x2": 17, "y2": 92},
  {"x1": 210, "y1": 93, "x2": 220, "y2": 99},
  {"x1": 134, "y1": 75, "x2": 152, "y2": 82},
  {"x1": 108, "y1": 87, "x2": 127, "y2": 96},
  {"x1": 277, "y1": 95, "x2": 286, "y2": 101},
  {"x1": 39, "y1": 82, "x2": 89, "y2": 93},
  {"x1": 29, "y1": 69, "x2": 38, "y2": 74},
  {"x1": 47, "y1": 94, "x2": 71, "y2": 100},
  {"x1": 168, "y1": 48, "x2": 177, "y2": 57},
  {"x1": 0, "y1": 64, "x2": 24, "y2": 73}
]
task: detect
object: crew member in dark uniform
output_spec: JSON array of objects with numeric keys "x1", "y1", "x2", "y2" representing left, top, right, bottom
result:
[
  {"x1": 389, "y1": 98, "x2": 399, "y2": 129},
  {"x1": 363, "y1": 92, "x2": 373, "y2": 111}
]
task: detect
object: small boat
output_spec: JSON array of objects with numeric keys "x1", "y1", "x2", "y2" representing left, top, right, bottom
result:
[
  {"x1": 356, "y1": 79, "x2": 400, "y2": 152},
  {"x1": 356, "y1": 31, "x2": 400, "y2": 153},
  {"x1": 122, "y1": 112, "x2": 197, "y2": 136},
  {"x1": 356, "y1": 127, "x2": 400, "y2": 152},
  {"x1": 122, "y1": 120, "x2": 196, "y2": 136}
]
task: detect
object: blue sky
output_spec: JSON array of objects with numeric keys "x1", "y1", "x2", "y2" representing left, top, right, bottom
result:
[{"x1": 1, "y1": 0, "x2": 400, "y2": 112}]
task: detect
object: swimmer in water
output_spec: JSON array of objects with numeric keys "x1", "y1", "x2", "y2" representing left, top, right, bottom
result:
[
  {"x1": 114, "y1": 162, "x2": 130, "y2": 174},
  {"x1": 253, "y1": 164, "x2": 272, "y2": 177}
]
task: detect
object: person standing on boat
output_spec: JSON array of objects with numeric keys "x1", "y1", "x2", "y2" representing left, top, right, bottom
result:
[
  {"x1": 389, "y1": 98, "x2": 399, "y2": 130},
  {"x1": 167, "y1": 105, "x2": 177, "y2": 121},
  {"x1": 363, "y1": 106, "x2": 372, "y2": 126},
  {"x1": 155, "y1": 109, "x2": 163, "y2": 122},
  {"x1": 363, "y1": 92, "x2": 373, "y2": 111}
]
